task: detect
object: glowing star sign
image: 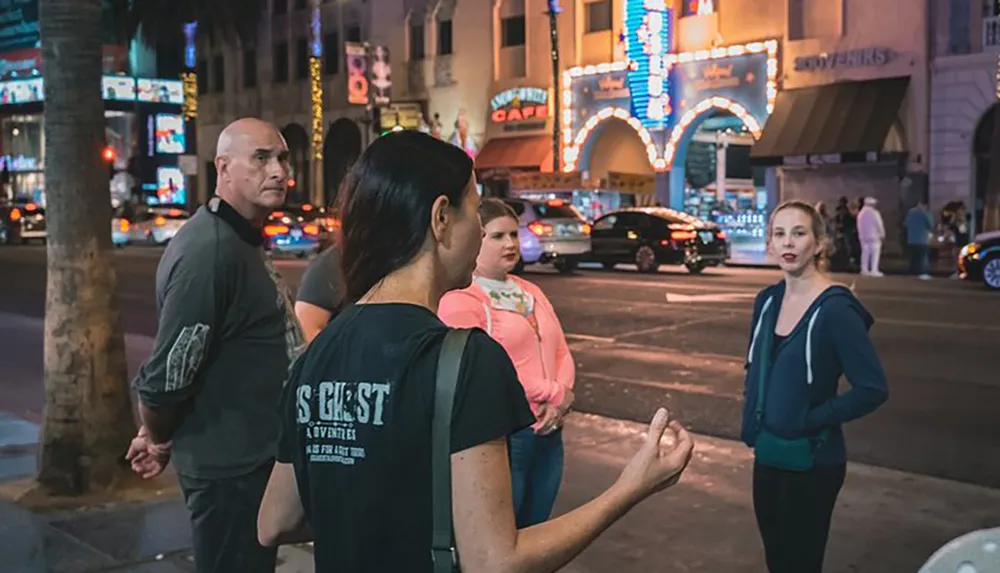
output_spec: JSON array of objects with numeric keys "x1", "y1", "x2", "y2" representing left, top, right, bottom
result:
[{"x1": 624, "y1": 0, "x2": 672, "y2": 130}]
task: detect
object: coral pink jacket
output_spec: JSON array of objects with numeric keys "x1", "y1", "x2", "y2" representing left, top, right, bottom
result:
[{"x1": 439, "y1": 275, "x2": 575, "y2": 427}]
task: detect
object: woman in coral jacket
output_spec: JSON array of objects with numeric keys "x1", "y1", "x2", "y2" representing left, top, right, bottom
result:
[{"x1": 439, "y1": 198, "x2": 576, "y2": 528}]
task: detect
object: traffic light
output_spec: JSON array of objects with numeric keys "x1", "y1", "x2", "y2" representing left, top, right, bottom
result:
[{"x1": 102, "y1": 145, "x2": 117, "y2": 181}]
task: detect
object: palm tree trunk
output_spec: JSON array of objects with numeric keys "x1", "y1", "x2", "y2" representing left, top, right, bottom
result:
[{"x1": 38, "y1": 0, "x2": 135, "y2": 495}]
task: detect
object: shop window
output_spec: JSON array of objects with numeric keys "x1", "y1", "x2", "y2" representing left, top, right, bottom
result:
[
  {"x1": 788, "y1": 0, "x2": 839, "y2": 40},
  {"x1": 438, "y1": 20, "x2": 453, "y2": 55},
  {"x1": 410, "y1": 22, "x2": 425, "y2": 61},
  {"x1": 949, "y1": 0, "x2": 971, "y2": 54},
  {"x1": 681, "y1": 0, "x2": 714, "y2": 17},
  {"x1": 593, "y1": 214, "x2": 616, "y2": 230},
  {"x1": 586, "y1": 1, "x2": 612, "y2": 33},
  {"x1": 324, "y1": 33, "x2": 340, "y2": 74},
  {"x1": 987, "y1": 0, "x2": 1000, "y2": 16},
  {"x1": 347, "y1": 26, "x2": 362, "y2": 43},
  {"x1": 295, "y1": 37, "x2": 309, "y2": 79},
  {"x1": 274, "y1": 42, "x2": 289, "y2": 82},
  {"x1": 244, "y1": 49, "x2": 258, "y2": 88},
  {"x1": 212, "y1": 54, "x2": 225, "y2": 92},
  {"x1": 502, "y1": 15, "x2": 526, "y2": 47}
]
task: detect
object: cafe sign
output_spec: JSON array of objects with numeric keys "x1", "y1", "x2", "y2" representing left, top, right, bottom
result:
[{"x1": 490, "y1": 87, "x2": 549, "y2": 123}]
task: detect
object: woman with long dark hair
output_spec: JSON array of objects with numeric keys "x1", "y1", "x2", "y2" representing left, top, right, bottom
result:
[
  {"x1": 257, "y1": 131, "x2": 694, "y2": 573},
  {"x1": 741, "y1": 200, "x2": 889, "y2": 573}
]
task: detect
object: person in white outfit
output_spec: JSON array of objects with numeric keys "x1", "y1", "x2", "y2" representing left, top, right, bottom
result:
[{"x1": 856, "y1": 197, "x2": 885, "y2": 276}]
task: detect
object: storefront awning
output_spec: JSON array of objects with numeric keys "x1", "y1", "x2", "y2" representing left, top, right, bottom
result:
[
  {"x1": 475, "y1": 135, "x2": 554, "y2": 172},
  {"x1": 750, "y1": 77, "x2": 910, "y2": 166}
]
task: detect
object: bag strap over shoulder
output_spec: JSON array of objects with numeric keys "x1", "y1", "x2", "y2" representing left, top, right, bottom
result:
[{"x1": 431, "y1": 328, "x2": 471, "y2": 573}]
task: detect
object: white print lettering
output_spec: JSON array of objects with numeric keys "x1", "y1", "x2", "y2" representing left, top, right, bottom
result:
[{"x1": 296, "y1": 380, "x2": 392, "y2": 466}]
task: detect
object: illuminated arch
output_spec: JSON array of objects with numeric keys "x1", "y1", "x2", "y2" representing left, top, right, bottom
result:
[
  {"x1": 563, "y1": 107, "x2": 663, "y2": 172},
  {"x1": 662, "y1": 96, "x2": 763, "y2": 169}
]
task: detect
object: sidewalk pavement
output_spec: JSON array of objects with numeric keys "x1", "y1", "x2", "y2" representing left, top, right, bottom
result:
[{"x1": 2, "y1": 413, "x2": 998, "y2": 573}]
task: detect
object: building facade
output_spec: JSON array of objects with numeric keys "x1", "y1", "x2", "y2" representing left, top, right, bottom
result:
[
  {"x1": 929, "y1": 0, "x2": 998, "y2": 237},
  {"x1": 192, "y1": 0, "x2": 931, "y2": 259}
]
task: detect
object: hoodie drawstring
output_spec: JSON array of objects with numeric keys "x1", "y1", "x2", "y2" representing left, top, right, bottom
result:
[
  {"x1": 747, "y1": 296, "x2": 773, "y2": 365},
  {"x1": 805, "y1": 307, "x2": 822, "y2": 385}
]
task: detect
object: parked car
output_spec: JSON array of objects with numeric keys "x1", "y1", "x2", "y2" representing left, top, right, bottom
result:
[
  {"x1": 111, "y1": 206, "x2": 131, "y2": 248},
  {"x1": 958, "y1": 230, "x2": 1000, "y2": 290},
  {"x1": 264, "y1": 207, "x2": 327, "y2": 258},
  {"x1": 0, "y1": 201, "x2": 46, "y2": 244},
  {"x1": 585, "y1": 207, "x2": 728, "y2": 274},
  {"x1": 126, "y1": 207, "x2": 190, "y2": 245},
  {"x1": 502, "y1": 197, "x2": 592, "y2": 273}
]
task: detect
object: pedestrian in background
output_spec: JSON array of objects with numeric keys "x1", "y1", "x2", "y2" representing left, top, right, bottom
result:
[
  {"x1": 295, "y1": 245, "x2": 345, "y2": 342},
  {"x1": 439, "y1": 198, "x2": 575, "y2": 527},
  {"x1": 127, "y1": 118, "x2": 306, "y2": 573},
  {"x1": 741, "y1": 200, "x2": 889, "y2": 573},
  {"x1": 856, "y1": 197, "x2": 886, "y2": 277},
  {"x1": 905, "y1": 199, "x2": 934, "y2": 280},
  {"x1": 256, "y1": 130, "x2": 695, "y2": 573}
]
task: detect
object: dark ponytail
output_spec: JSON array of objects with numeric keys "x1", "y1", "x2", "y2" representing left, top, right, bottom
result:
[{"x1": 336, "y1": 130, "x2": 474, "y2": 301}]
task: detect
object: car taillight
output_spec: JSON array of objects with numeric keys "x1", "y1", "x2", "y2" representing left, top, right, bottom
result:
[
  {"x1": 264, "y1": 224, "x2": 288, "y2": 236},
  {"x1": 716, "y1": 230, "x2": 727, "y2": 240},
  {"x1": 9, "y1": 208, "x2": 21, "y2": 222},
  {"x1": 670, "y1": 230, "x2": 697, "y2": 241},
  {"x1": 119, "y1": 219, "x2": 129, "y2": 232},
  {"x1": 580, "y1": 223, "x2": 591, "y2": 235},
  {"x1": 546, "y1": 199, "x2": 565, "y2": 207},
  {"x1": 303, "y1": 224, "x2": 319, "y2": 236},
  {"x1": 154, "y1": 216, "x2": 167, "y2": 226},
  {"x1": 528, "y1": 221, "x2": 553, "y2": 236}
]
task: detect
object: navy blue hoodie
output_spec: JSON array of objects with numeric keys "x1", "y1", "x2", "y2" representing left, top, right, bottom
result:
[{"x1": 739, "y1": 282, "x2": 889, "y2": 466}]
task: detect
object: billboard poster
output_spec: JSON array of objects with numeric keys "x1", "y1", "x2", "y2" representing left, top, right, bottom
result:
[
  {"x1": 371, "y1": 45, "x2": 391, "y2": 106},
  {"x1": 0, "y1": 0, "x2": 40, "y2": 54},
  {"x1": 137, "y1": 78, "x2": 184, "y2": 105},
  {"x1": 154, "y1": 166, "x2": 186, "y2": 205},
  {"x1": 0, "y1": 75, "x2": 39, "y2": 103},
  {"x1": 672, "y1": 51, "x2": 770, "y2": 126},
  {"x1": 345, "y1": 42, "x2": 369, "y2": 105},
  {"x1": 155, "y1": 114, "x2": 185, "y2": 154}
]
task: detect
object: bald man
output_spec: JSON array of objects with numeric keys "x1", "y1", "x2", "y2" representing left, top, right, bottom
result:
[{"x1": 128, "y1": 118, "x2": 306, "y2": 573}]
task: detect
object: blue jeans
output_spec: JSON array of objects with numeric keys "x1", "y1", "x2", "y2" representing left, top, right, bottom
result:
[
  {"x1": 908, "y1": 244, "x2": 930, "y2": 276},
  {"x1": 508, "y1": 427, "x2": 564, "y2": 528}
]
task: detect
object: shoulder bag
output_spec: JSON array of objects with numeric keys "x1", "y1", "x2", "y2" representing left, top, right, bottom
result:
[
  {"x1": 753, "y1": 312, "x2": 830, "y2": 472},
  {"x1": 431, "y1": 328, "x2": 471, "y2": 573}
]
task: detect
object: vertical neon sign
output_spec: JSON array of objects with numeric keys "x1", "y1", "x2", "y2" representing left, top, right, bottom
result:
[
  {"x1": 181, "y1": 22, "x2": 198, "y2": 121},
  {"x1": 625, "y1": 0, "x2": 672, "y2": 130},
  {"x1": 310, "y1": 2, "x2": 324, "y2": 161}
]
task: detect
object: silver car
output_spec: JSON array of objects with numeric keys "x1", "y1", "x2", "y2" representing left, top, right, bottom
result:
[{"x1": 502, "y1": 197, "x2": 592, "y2": 273}]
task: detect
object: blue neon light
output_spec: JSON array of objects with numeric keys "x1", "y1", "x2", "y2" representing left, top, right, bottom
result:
[
  {"x1": 624, "y1": 0, "x2": 672, "y2": 130},
  {"x1": 183, "y1": 22, "x2": 197, "y2": 69},
  {"x1": 310, "y1": 6, "x2": 323, "y2": 58}
]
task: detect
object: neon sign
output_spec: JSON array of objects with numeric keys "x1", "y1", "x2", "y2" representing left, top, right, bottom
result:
[
  {"x1": 489, "y1": 87, "x2": 549, "y2": 123},
  {"x1": 624, "y1": 0, "x2": 672, "y2": 130}
]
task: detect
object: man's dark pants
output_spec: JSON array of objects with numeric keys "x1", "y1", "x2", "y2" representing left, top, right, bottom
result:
[
  {"x1": 908, "y1": 244, "x2": 930, "y2": 276},
  {"x1": 178, "y1": 461, "x2": 277, "y2": 573}
]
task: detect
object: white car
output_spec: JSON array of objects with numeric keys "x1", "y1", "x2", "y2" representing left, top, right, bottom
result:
[{"x1": 129, "y1": 208, "x2": 190, "y2": 245}]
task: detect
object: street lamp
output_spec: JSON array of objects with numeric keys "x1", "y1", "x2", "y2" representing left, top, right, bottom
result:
[{"x1": 546, "y1": 0, "x2": 561, "y2": 173}]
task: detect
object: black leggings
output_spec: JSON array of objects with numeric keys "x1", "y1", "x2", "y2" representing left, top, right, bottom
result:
[{"x1": 752, "y1": 461, "x2": 846, "y2": 573}]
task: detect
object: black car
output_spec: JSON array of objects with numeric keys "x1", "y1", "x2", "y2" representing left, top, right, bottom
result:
[
  {"x1": 586, "y1": 207, "x2": 729, "y2": 273},
  {"x1": 958, "y1": 231, "x2": 1000, "y2": 290}
]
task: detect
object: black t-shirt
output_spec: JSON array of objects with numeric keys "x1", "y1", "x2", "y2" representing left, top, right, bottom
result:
[
  {"x1": 277, "y1": 303, "x2": 535, "y2": 573},
  {"x1": 296, "y1": 246, "x2": 344, "y2": 313}
]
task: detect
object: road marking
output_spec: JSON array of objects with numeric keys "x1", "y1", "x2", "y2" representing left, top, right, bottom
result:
[
  {"x1": 614, "y1": 317, "x2": 729, "y2": 340},
  {"x1": 665, "y1": 292, "x2": 757, "y2": 303},
  {"x1": 578, "y1": 371, "x2": 743, "y2": 399},
  {"x1": 565, "y1": 333, "x2": 616, "y2": 344}
]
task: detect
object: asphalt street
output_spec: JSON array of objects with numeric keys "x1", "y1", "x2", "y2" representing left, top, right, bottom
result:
[{"x1": 1, "y1": 245, "x2": 998, "y2": 489}]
